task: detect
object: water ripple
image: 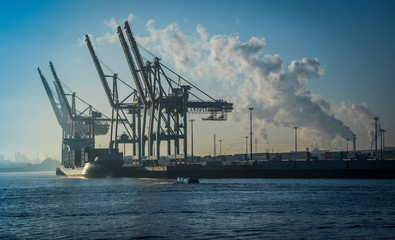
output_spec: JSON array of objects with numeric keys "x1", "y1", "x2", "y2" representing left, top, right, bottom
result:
[{"x1": 0, "y1": 173, "x2": 394, "y2": 239}]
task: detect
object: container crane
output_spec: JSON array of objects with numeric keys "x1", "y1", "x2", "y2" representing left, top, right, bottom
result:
[
  {"x1": 85, "y1": 21, "x2": 233, "y2": 165},
  {"x1": 38, "y1": 63, "x2": 110, "y2": 163},
  {"x1": 85, "y1": 34, "x2": 141, "y2": 160},
  {"x1": 38, "y1": 67, "x2": 70, "y2": 162}
]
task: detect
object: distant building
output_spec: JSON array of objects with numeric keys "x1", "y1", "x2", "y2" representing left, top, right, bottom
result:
[
  {"x1": 14, "y1": 152, "x2": 30, "y2": 163},
  {"x1": 311, "y1": 149, "x2": 328, "y2": 160},
  {"x1": 0, "y1": 154, "x2": 4, "y2": 162}
]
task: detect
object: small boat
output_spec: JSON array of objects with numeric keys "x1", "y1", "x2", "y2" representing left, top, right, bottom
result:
[{"x1": 177, "y1": 177, "x2": 199, "y2": 184}]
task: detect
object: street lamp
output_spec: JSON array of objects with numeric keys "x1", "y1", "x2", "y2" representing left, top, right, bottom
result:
[
  {"x1": 249, "y1": 107, "x2": 253, "y2": 162},
  {"x1": 373, "y1": 117, "x2": 379, "y2": 158},
  {"x1": 380, "y1": 129, "x2": 386, "y2": 160},
  {"x1": 294, "y1": 127, "x2": 298, "y2": 152}
]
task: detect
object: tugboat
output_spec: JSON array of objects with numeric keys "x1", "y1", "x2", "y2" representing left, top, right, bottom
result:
[{"x1": 177, "y1": 177, "x2": 200, "y2": 184}]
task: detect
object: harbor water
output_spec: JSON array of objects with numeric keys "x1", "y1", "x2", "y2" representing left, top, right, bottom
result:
[{"x1": 0, "y1": 172, "x2": 394, "y2": 239}]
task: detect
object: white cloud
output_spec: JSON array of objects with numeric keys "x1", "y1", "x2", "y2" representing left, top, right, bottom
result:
[
  {"x1": 82, "y1": 13, "x2": 139, "y2": 47},
  {"x1": 104, "y1": 17, "x2": 117, "y2": 29},
  {"x1": 77, "y1": 33, "x2": 95, "y2": 49},
  {"x1": 144, "y1": 21, "x2": 202, "y2": 72},
  {"x1": 126, "y1": 13, "x2": 136, "y2": 22},
  {"x1": 196, "y1": 24, "x2": 207, "y2": 41},
  {"x1": 96, "y1": 32, "x2": 118, "y2": 44}
]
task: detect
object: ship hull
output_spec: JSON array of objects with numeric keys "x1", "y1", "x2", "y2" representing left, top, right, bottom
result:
[
  {"x1": 56, "y1": 158, "x2": 124, "y2": 178},
  {"x1": 57, "y1": 148, "x2": 124, "y2": 178},
  {"x1": 56, "y1": 165, "x2": 85, "y2": 177},
  {"x1": 118, "y1": 160, "x2": 395, "y2": 179}
]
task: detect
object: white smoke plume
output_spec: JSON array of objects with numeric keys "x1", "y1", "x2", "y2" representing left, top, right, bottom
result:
[
  {"x1": 90, "y1": 15, "x2": 369, "y2": 149},
  {"x1": 339, "y1": 101, "x2": 379, "y2": 144},
  {"x1": 139, "y1": 21, "x2": 355, "y2": 146}
]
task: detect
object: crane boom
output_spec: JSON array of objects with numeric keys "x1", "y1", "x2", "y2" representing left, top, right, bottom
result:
[
  {"x1": 49, "y1": 61, "x2": 73, "y2": 119},
  {"x1": 53, "y1": 82, "x2": 71, "y2": 129},
  {"x1": 85, "y1": 34, "x2": 114, "y2": 107},
  {"x1": 124, "y1": 21, "x2": 154, "y2": 103},
  {"x1": 37, "y1": 68, "x2": 64, "y2": 126},
  {"x1": 116, "y1": 26, "x2": 147, "y2": 106}
]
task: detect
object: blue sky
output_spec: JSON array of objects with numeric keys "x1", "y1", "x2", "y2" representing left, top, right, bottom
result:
[{"x1": 1, "y1": 0, "x2": 394, "y2": 161}]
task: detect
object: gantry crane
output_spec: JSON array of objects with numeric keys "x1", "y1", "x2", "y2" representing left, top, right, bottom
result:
[
  {"x1": 38, "y1": 62, "x2": 110, "y2": 163},
  {"x1": 85, "y1": 21, "x2": 233, "y2": 165}
]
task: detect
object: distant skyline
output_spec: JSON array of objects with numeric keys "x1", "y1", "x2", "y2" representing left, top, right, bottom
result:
[
  {"x1": 0, "y1": 152, "x2": 45, "y2": 164},
  {"x1": 1, "y1": 0, "x2": 394, "y2": 161}
]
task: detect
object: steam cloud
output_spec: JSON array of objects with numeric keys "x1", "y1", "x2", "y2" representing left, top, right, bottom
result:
[
  {"x1": 339, "y1": 101, "x2": 380, "y2": 143},
  {"x1": 90, "y1": 15, "x2": 379, "y2": 150},
  {"x1": 142, "y1": 21, "x2": 355, "y2": 143}
]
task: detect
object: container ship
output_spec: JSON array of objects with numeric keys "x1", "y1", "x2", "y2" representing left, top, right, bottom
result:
[{"x1": 56, "y1": 148, "x2": 124, "y2": 177}]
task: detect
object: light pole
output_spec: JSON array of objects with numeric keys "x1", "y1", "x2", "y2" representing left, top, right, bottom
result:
[
  {"x1": 346, "y1": 138, "x2": 349, "y2": 152},
  {"x1": 249, "y1": 107, "x2": 253, "y2": 162},
  {"x1": 189, "y1": 119, "x2": 195, "y2": 162},
  {"x1": 214, "y1": 134, "x2": 216, "y2": 158},
  {"x1": 294, "y1": 127, "x2": 298, "y2": 152},
  {"x1": 245, "y1": 136, "x2": 248, "y2": 160},
  {"x1": 353, "y1": 134, "x2": 356, "y2": 154},
  {"x1": 383, "y1": 130, "x2": 386, "y2": 155},
  {"x1": 219, "y1": 139, "x2": 222, "y2": 156},
  {"x1": 380, "y1": 129, "x2": 386, "y2": 160},
  {"x1": 374, "y1": 117, "x2": 379, "y2": 159}
]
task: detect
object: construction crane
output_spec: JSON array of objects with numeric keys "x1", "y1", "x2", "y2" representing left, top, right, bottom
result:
[
  {"x1": 38, "y1": 62, "x2": 110, "y2": 163},
  {"x1": 85, "y1": 21, "x2": 233, "y2": 165}
]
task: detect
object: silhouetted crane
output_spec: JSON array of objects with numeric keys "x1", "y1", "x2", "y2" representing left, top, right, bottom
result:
[{"x1": 85, "y1": 21, "x2": 233, "y2": 165}]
